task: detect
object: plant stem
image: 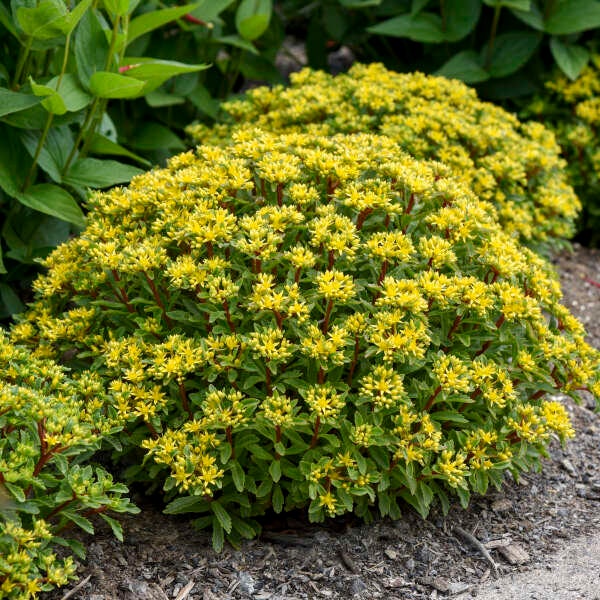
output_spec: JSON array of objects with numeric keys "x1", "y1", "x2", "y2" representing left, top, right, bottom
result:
[
  {"x1": 12, "y1": 37, "x2": 32, "y2": 88},
  {"x1": 22, "y1": 113, "x2": 54, "y2": 191},
  {"x1": 485, "y1": 5, "x2": 502, "y2": 68},
  {"x1": 310, "y1": 416, "x2": 321, "y2": 448}
]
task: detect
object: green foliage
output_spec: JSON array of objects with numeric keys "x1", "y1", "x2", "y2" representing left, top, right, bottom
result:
[
  {"x1": 188, "y1": 63, "x2": 580, "y2": 251},
  {"x1": 0, "y1": 332, "x2": 138, "y2": 599},
  {"x1": 529, "y1": 54, "x2": 600, "y2": 246},
  {"x1": 277, "y1": 0, "x2": 598, "y2": 95},
  {"x1": 12, "y1": 132, "x2": 600, "y2": 552},
  {"x1": 0, "y1": 0, "x2": 284, "y2": 321}
]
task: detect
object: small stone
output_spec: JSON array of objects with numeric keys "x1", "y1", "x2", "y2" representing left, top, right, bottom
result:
[
  {"x1": 418, "y1": 577, "x2": 449, "y2": 593},
  {"x1": 238, "y1": 571, "x2": 256, "y2": 596},
  {"x1": 384, "y1": 547, "x2": 398, "y2": 560},
  {"x1": 89, "y1": 596, "x2": 105, "y2": 600},
  {"x1": 448, "y1": 582, "x2": 470, "y2": 596},
  {"x1": 350, "y1": 577, "x2": 367, "y2": 596},
  {"x1": 405, "y1": 558, "x2": 416, "y2": 570},
  {"x1": 498, "y1": 544, "x2": 530, "y2": 565},
  {"x1": 491, "y1": 498, "x2": 512, "y2": 512},
  {"x1": 560, "y1": 459, "x2": 578, "y2": 477}
]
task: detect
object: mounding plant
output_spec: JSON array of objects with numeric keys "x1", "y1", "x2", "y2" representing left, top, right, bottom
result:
[
  {"x1": 187, "y1": 63, "x2": 580, "y2": 251},
  {"x1": 533, "y1": 54, "x2": 600, "y2": 246},
  {"x1": 0, "y1": 332, "x2": 137, "y2": 599},
  {"x1": 12, "y1": 132, "x2": 600, "y2": 552}
]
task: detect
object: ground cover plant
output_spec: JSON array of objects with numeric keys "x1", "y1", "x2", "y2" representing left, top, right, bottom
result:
[
  {"x1": 0, "y1": 332, "x2": 138, "y2": 599},
  {"x1": 529, "y1": 54, "x2": 600, "y2": 246},
  {"x1": 10, "y1": 131, "x2": 600, "y2": 557},
  {"x1": 187, "y1": 63, "x2": 580, "y2": 253}
]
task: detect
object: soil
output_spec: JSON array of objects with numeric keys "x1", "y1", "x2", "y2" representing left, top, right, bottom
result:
[{"x1": 46, "y1": 244, "x2": 600, "y2": 600}]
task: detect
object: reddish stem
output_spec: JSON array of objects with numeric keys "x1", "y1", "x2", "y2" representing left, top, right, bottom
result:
[
  {"x1": 266, "y1": 365, "x2": 272, "y2": 396},
  {"x1": 356, "y1": 208, "x2": 373, "y2": 230},
  {"x1": 424, "y1": 385, "x2": 442, "y2": 412},
  {"x1": 276, "y1": 183, "x2": 284, "y2": 206},
  {"x1": 322, "y1": 299, "x2": 334, "y2": 334},
  {"x1": 328, "y1": 250, "x2": 335, "y2": 270},
  {"x1": 222, "y1": 300, "x2": 236, "y2": 332},
  {"x1": 178, "y1": 381, "x2": 193, "y2": 420},
  {"x1": 111, "y1": 269, "x2": 135, "y2": 313},
  {"x1": 584, "y1": 276, "x2": 600, "y2": 289},
  {"x1": 377, "y1": 260, "x2": 388, "y2": 286},
  {"x1": 143, "y1": 272, "x2": 173, "y2": 329},
  {"x1": 347, "y1": 336, "x2": 360, "y2": 386},
  {"x1": 310, "y1": 416, "x2": 321, "y2": 448}
]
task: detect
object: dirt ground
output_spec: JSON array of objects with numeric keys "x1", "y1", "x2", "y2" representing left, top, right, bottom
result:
[{"x1": 46, "y1": 244, "x2": 600, "y2": 600}]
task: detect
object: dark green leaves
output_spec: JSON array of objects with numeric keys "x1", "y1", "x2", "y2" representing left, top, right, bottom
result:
[
  {"x1": 18, "y1": 184, "x2": 85, "y2": 227},
  {"x1": 436, "y1": 51, "x2": 490, "y2": 83},
  {"x1": 127, "y1": 3, "x2": 201, "y2": 44},
  {"x1": 550, "y1": 37, "x2": 590, "y2": 80},
  {"x1": 64, "y1": 157, "x2": 143, "y2": 188},
  {"x1": 0, "y1": 88, "x2": 40, "y2": 117},
  {"x1": 486, "y1": 31, "x2": 541, "y2": 77},
  {"x1": 544, "y1": 0, "x2": 600, "y2": 34},
  {"x1": 367, "y1": 12, "x2": 445, "y2": 42}
]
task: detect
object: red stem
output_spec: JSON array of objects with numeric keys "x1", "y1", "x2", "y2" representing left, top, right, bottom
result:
[
  {"x1": 178, "y1": 381, "x2": 193, "y2": 420},
  {"x1": 347, "y1": 336, "x2": 360, "y2": 386},
  {"x1": 222, "y1": 300, "x2": 236, "y2": 332},
  {"x1": 143, "y1": 272, "x2": 173, "y2": 329},
  {"x1": 310, "y1": 416, "x2": 321, "y2": 448},
  {"x1": 424, "y1": 385, "x2": 442, "y2": 411},
  {"x1": 322, "y1": 299, "x2": 334, "y2": 334}
]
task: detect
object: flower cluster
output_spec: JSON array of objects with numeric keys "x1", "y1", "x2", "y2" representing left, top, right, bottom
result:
[
  {"x1": 0, "y1": 332, "x2": 137, "y2": 598},
  {"x1": 188, "y1": 63, "x2": 580, "y2": 249},
  {"x1": 542, "y1": 55, "x2": 600, "y2": 244},
  {"x1": 12, "y1": 131, "x2": 599, "y2": 550}
]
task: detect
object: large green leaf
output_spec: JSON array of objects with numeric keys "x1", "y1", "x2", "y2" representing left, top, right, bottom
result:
[
  {"x1": 444, "y1": 0, "x2": 481, "y2": 42},
  {"x1": 510, "y1": 3, "x2": 544, "y2": 29},
  {"x1": 164, "y1": 495, "x2": 207, "y2": 514},
  {"x1": 21, "y1": 126, "x2": 73, "y2": 182},
  {"x1": 367, "y1": 12, "x2": 445, "y2": 42},
  {"x1": 128, "y1": 122, "x2": 185, "y2": 151},
  {"x1": 88, "y1": 133, "x2": 151, "y2": 166},
  {"x1": 486, "y1": 31, "x2": 541, "y2": 77},
  {"x1": 89, "y1": 71, "x2": 146, "y2": 98},
  {"x1": 42, "y1": 73, "x2": 92, "y2": 112},
  {"x1": 0, "y1": 124, "x2": 28, "y2": 194},
  {"x1": 0, "y1": 88, "x2": 40, "y2": 118},
  {"x1": 483, "y1": 0, "x2": 530, "y2": 8},
  {"x1": 16, "y1": 0, "x2": 67, "y2": 39},
  {"x1": 210, "y1": 501, "x2": 232, "y2": 534},
  {"x1": 550, "y1": 37, "x2": 590, "y2": 80},
  {"x1": 235, "y1": 0, "x2": 272, "y2": 41},
  {"x1": 61, "y1": 0, "x2": 94, "y2": 34},
  {"x1": 545, "y1": 0, "x2": 600, "y2": 34},
  {"x1": 188, "y1": 0, "x2": 235, "y2": 22},
  {"x1": 74, "y1": 10, "x2": 110, "y2": 87},
  {"x1": 127, "y1": 3, "x2": 201, "y2": 44},
  {"x1": 119, "y1": 57, "x2": 209, "y2": 94},
  {"x1": 436, "y1": 50, "x2": 490, "y2": 83},
  {"x1": 17, "y1": 183, "x2": 85, "y2": 227},
  {"x1": 0, "y1": 2, "x2": 19, "y2": 39},
  {"x1": 64, "y1": 157, "x2": 143, "y2": 188}
]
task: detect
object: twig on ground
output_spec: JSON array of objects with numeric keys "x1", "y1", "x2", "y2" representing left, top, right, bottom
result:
[
  {"x1": 174, "y1": 580, "x2": 196, "y2": 600},
  {"x1": 60, "y1": 574, "x2": 92, "y2": 600},
  {"x1": 453, "y1": 526, "x2": 500, "y2": 577}
]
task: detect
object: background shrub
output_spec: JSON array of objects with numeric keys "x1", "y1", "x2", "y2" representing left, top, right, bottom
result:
[
  {"x1": 188, "y1": 63, "x2": 580, "y2": 251},
  {"x1": 0, "y1": 332, "x2": 137, "y2": 599},
  {"x1": 12, "y1": 132, "x2": 600, "y2": 550},
  {"x1": 526, "y1": 54, "x2": 600, "y2": 246}
]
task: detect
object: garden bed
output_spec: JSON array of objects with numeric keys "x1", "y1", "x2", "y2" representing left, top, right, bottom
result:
[{"x1": 47, "y1": 244, "x2": 600, "y2": 600}]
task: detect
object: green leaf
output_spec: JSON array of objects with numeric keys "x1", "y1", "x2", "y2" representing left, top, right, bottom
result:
[
  {"x1": 411, "y1": 0, "x2": 431, "y2": 13},
  {"x1": 0, "y1": 284, "x2": 25, "y2": 316},
  {"x1": 3, "y1": 482, "x2": 26, "y2": 503},
  {"x1": 444, "y1": 0, "x2": 481, "y2": 42},
  {"x1": 64, "y1": 157, "x2": 143, "y2": 188},
  {"x1": 164, "y1": 494, "x2": 207, "y2": 514},
  {"x1": 61, "y1": 0, "x2": 94, "y2": 34},
  {"x1": 510, "y1": 3, "x2": 544, "y2": 29},
  {"x1": 236, "y1": 0, "x2": 272, "y2": 41},
  {"x1": 210, "y1": 501, "x2": 232, "y2": 534},
  {"x1": 127, "y1": 3, "x2": 201, "y2": 44},
  {"x1": 74, "y1": 10, "x2": 110, "y2": 87},
  {"x1": 17, "y1": 183, "x2": 85, "y2": 227},
  {"x1": 545, "y1": 0, "x2": 600, "y2": 34},
  {"x1": 99, "y1": 512, "x2": 124, "y2": 541},
  {"x1": 0, "y1": 2, "x2": 19, "y2": 39},
  {"x1": 214, "y1": 34, "x2": 259, "y2": 54},
  {"x1": 62, "y1": 510, "x2": 95, "y2": 534},
  {"x1": 119, "y1": 57, "x2": 209, "y2": 94},
  {"x1": 128, "y1": 122, "x2": 185, "y2": 151},
  {"x1": 44, "y1": 73, "x2": 92, "y2": 112},
  {"x1": 88, "y1": 133, "x2": 151, "y2": 166},
  {"x1": 486, "y1": 31, "x2": 541, "y2": 77},
  {"x1": 103, "y1": 0, "x2": 129, "y2": 17},
  {"x1": 212, "y1": 519, "x2": 224, "y2": 552},
  {"x1": 89, "y1": 71, "x2": 146, "y2": 99},
  {"x1": 0, "y1": 88, "x2": 40, "y2": 118},
  {"x1": 271, "y1": 484, "x2": 284, "y2": 513},
  {"x1": 436, "y1": 50, "x2": 490, "y2": 83},
  {"x1": 339, "y1": 0, "x2": 382, "y2": 6},
  {"x1": 145, "y1": 89, "x2": 186, "y2": 107},
  {"x1": 483, "y1": 0, "x2": 529, "y2": 8},
  {"x1": 17, "y1": 0, "x2": 67, "y2": 40},
  {"x1": 230, "y1": 461, "x2": 245, "y2": 492},
  {"x1": 367, "y1": 12, "x2": 445, "y2": 43},
  {"x1": 29, "y1": 78, "x2": 67, "y2": 115},
  {"x1": 549, "y1": 37, "x2": 590, "y2": 80},
  {"x1": 269, "y1": 459, "x2": 281, "y2": 483},
  {"x1": 189, "y1": 0, "x2": 235, "y2": 22},
  {"x1": 231, "y1": 515, "x2": 258, "y2": 539},
  {"x1": 21, "y1": 125, "x2": 73, "y2": 182}
]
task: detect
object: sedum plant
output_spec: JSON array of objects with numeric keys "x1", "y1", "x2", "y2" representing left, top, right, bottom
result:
[
  {"x1": 187, "y1": 63, "x2": 580, "y2": 251},
  {"x1": 0, "y1": 331, "x2": 138, "y2": 599},
  {"x1": 12, "y1": 132, "x2": 600, "y2": 551},
  {"x1": 534, "y1": 55, "x2": 600, "y2": 246}
]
